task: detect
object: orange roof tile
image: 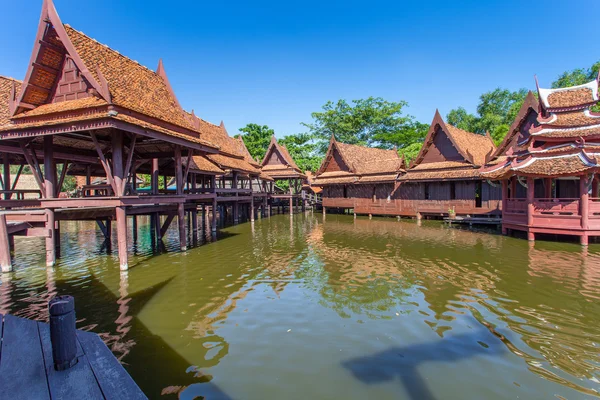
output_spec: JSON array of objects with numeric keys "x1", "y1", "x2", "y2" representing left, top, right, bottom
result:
[
  {"x1": 63, "y1": 25, "x2": 197, "y2": 132},
  {"x1": 0, "y1": 76, "x2": 21, "y2": 126}
]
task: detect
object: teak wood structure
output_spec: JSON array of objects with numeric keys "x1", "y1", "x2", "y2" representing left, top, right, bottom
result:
[
  {"x1": 313, "y1": 115, "x2": 500, "y2": 219},
  {"x1": 312, "y1": 135, "x2": 404, "y2": 217},
  {"x1": 481, "y1": 76, "x2": 600, "y2": 245},
  {"x1": 0, "y1": 0, "x2": 276, "y2": 272},
  {"x1": 260, "y1": 136, "x2": 307, "y2": 214},
  {"x1": 396, "y1": 111, "x2": 501, "y2": 218}
]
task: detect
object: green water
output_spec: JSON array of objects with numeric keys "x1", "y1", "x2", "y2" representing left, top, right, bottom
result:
[{"x1": 1, "y1": 213, "x2": 600, "y2": 399}]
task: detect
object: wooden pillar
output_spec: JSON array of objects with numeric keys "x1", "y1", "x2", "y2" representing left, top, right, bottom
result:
[
  {"x1": 3, "y1": 154, "x2": 10, "y2": 200},
  {"x1": 526, "y1": 177, "x2": 535, "y2": 241},
  {"x1": 544, "y1": 178, "x2": 552, "y2": 198},
  {"x1": 112, "y1": 133, "x2": 124, "y2": 196},
  {"x1": 581, "y1": 175, "x2": 589, "y2": 232},
  {"x1": 192, "y1": 206, "x2": 199, "y2": 233},
  {"x1": 174, "y1": 146, "x2": 183, "y2": 195},
  {"x1": 151, "y1": 158, "x2": 159, "y2": 195},
  {"x1": 0, "y1": 214, "x2": 12, "y2": 272},
  {"x1": 86, "y1": 165, "x2": 91, "y2": 186},
  {"x1": 116, "y1": 206, "x2": 128, "y2": 270},
  {"x1": 178, "y1": 203, "x2": 186, "y2": 251},
  {"x1": 250, "y1": 196, "x2": 255, "y2": 222},
  {"x1": 131, "y1": 215, "x2": 138, "y2": 244},
  {"x1": 593, "y1": 176, "x2": 599, "y2": 198},
  {"x1": 112, "y1": 134, "x2": 128, "y2": 267},
  {"x1": 501, "y1": 180, "x2": 508, "y2": 235},
  {"x1": 232, "y1": 172, "x2": 239, "y2": 224},
  {"x1": 44, "y1": 135, "x2": 56, "y2": 267}
]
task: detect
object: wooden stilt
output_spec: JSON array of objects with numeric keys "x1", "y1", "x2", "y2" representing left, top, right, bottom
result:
[
  {"x1": 192, "y1": 206, "x2": 198, "y2": 232},
  {"x1": 44, "y1": 136, "x2": 56, "y2": 267},
  {"x1": 151, "y1": 159, "x2": 159, "y2": 195},
  {"x1": 116, "y1": 206, "x2": 128, "y2": 270},
  {"x1": 3, "y1": 154, "x2": 10, "y2": 200},
  {"x1": 0, "y1": 214, "x2": 12, "y2": 272},
  {"x1": 250, "y1": 196, "x2": 255, "y2": 222},
  {"x1": 131, "y1": 215, "x2": 138, "y2": 244},
  {"x1": 177, "y1": 203, "x2": 186, "y2": 251}
]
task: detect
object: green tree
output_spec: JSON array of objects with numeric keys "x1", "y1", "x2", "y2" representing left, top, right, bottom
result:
[
  {"x1": 235, "y1": 123, "x2": 274, "y2": 161},
  {"x1": 552, "y1": 61, "x2": 600, "y2": 88},
  {"x1": 446, "y1": 88, "x2": 528, "y2": 145},
  {"x1": 552, "y1": 61, "x2": 600, "y2": 112},
  {"x1": 278, "y1": 133, "x2": 321, "y2": 173},
  {"x1": 398, "y1": 142, "x2": 423, "y2": 165},
  {"x1": 302, "y1": 97, "x2": 425, "y2": 153}
]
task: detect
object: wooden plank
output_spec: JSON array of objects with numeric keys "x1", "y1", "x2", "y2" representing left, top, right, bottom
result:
[
  {"x1": 38, "y1": 322, "x2": 104, "y2": 400},
  {"x1": 0, "y1": 315, "x2": 50, "y2": 400},
  {"x1": 77, "y1": 330, "x2": 147, "y2": 400}
]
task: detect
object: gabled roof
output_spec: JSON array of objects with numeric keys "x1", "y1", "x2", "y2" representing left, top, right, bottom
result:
[
  {"x1": 313, "y1": 135, "x2": 403, "y2": 185},
  {"x1": 235, "y1": 136, "x2": 260, "y2": 167},
  {"x1": 412, "y1": 110, "x2": 496, "y2": 167},
  {"x1": 260, "y1": 136, "x2": 305, "y2": 179},
  {"x1": 0, "y1": 76, "x2": 21, "y2": 126},
  {"x1": 491, "y1": 91, "x2": 539, "y2": 159},
  {"x1": 5, "y1": 0, "x2": 213, "y2": 150},
  {"x1": 537, "y1": 76, "x2": 599, "y2": 111}
]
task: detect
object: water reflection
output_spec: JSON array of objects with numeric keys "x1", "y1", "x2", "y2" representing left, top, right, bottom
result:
[{"x1": 0, "y1": 214, "x2": 599, "y2": 398}]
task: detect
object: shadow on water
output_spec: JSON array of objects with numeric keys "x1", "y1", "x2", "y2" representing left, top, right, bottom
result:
[
  {"x1": 342, "y1": 328, "x2": 506, "y2": 400},
  {"x1": 51, "y1": 275, "x2": 235, "y2": 400}
]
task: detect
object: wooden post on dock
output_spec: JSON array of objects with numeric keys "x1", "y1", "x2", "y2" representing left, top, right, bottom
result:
[
  {"x1": 48, "y1": 295, "x2": 77, "y2": 371},
  {"x1": 112, "y1": 133, "x2": 129, "y2": 270},
  {"x1": 232, "y1": 172, "x2": 239, "y2": 224},
  {"x1": 44, "y1": 135, "x2": 56, "y2": 267},
  {"x1": 0, "y1": 214, "x2": 12, "y2": 272},
  {"x1": 250, "y1": 196, "x2": 255, "y2": 222},
  {"x1": 211, "y1": 176, "x2": 217, "y2": 233}
]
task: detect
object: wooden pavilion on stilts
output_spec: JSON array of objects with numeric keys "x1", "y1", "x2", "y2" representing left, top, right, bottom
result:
[
  {"x1": 481, "y1": 76, "x2": 600, "y2": 245},
  {"x1": 0, "y1": 0, "x2": 274, "y2": 272},
  {"x1": 260, "y1": 136, "x2": 306, "y2": 215}
]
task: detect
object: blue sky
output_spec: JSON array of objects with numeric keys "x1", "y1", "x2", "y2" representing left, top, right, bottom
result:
[{"x1": 1, "y1": 0, "x2": 599, "y2": 137}]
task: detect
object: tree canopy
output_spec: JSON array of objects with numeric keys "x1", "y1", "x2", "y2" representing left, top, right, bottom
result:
[
  {"x1": 446, "y1": 88, "x2": 528, "y2": 145},
  {"x1": 235, "y1": 123, "x2": 274, "y2": 162},
  {"x1": 301, "y1": 97, "x2": 428, "y2": 154},
  {"x1": 278, "y1": 133, "x2": 322, "y2": 173}
]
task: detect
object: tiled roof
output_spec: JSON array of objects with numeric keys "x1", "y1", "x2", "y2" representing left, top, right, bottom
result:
[
  {"x1": 13, "y1": 96, "x2": 107, "y2": 118},
  {"x1": 410, "y1": 161, "x2": 473, "y2": 171},
  {"x1": 543, "y1": 110, "x2": 600, "y2": 127},
  {"x1": 235, "y1": 137, "x2": 260, "y2": 167},
  {"x1": 207, "y1": 154, "x2": 261, "y2": 175},
  {"x1": 444, "y1": 124, "x2": 495, "y2": 165},
  {"x1": 531, "y1": 124, "x2": 600, "y2": 139},
  {"x1": 185, "y1": 155, "x2": 224, "y2": 175},
  {"x1": 399, "y1": 166, "x2": 481, "y2": 181},
  {"x1": 513, "y1": 153, "x2": 598, "y2": 176},
  {"x1": 63, "y1": 25, "x2": 197, "y2": 132},
  {"x1": 538, "y1": 80, "x2": 599, "y2": 109},
  {"x1": 334, "y1": 141, "x2": 404, "y2": 175},
  {"x1": 357, "y1": 174, "x2": 399, "y2": 183},
  {"x1": 0, "y1": 76, "x2": 21, "y2": 126},
  {"x1": 261, "y1": 136, "x2": 303, "y2": 177},
  {"x1": 414, "y1": 111, "x2": 495, "y2": 168}
]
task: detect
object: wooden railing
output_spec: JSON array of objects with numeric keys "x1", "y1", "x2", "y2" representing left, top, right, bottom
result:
[{"x1": 533, "y1": 198, "x2": 579, "y2": 216}]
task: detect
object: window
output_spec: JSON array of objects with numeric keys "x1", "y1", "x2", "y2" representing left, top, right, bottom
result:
[
  {"x1": 450, "y1": 182, "x2": 456, "y2": 200},
  {"x1": 343, "y1": 186, "x2": 348, "y2": 198},
  {"x1": 424, "y1": 184, "x2": 430, "y2": 200}
]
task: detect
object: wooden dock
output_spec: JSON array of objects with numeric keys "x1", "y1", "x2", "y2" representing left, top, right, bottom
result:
[{"x1": 0, "y1": 313, "x2": 147, "y2": 400}]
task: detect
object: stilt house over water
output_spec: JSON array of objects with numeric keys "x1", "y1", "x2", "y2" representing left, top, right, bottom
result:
[
  {"x1": 260, "y1": 136, "x2": 307, "y2": 214},
  {"x1": 481, "y1": 75, "x2": 600, "y2": 245},
  {"x1": 312, "y1": 135, "x2": 405, "y2": 216},
  {"x1": 397, "y1": 110, "x2": 500, "y2": 218},
  {"x1": 0, "y1": 0, "x2": 275, "y2": 272}
]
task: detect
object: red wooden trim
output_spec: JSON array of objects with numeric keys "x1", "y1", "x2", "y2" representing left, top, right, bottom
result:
[
  {"x1": 19, "y1": 142, "x2": 46, "y2": 195},
  {"x1": 56, "y1": 161, "x2": 69, "y2": 197},
  {"x1": 90, "y1": 131, "x2": 117, "y2": 194},
  {"x1": 10, "y1": 164, "x2": 24, "y2": 192},
  {"x1": 123, "y1": 134, "x2": 137, "y2": 196},
  {"x1": 156, "y1": 59, "x2": 182, "y2": 109}
]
